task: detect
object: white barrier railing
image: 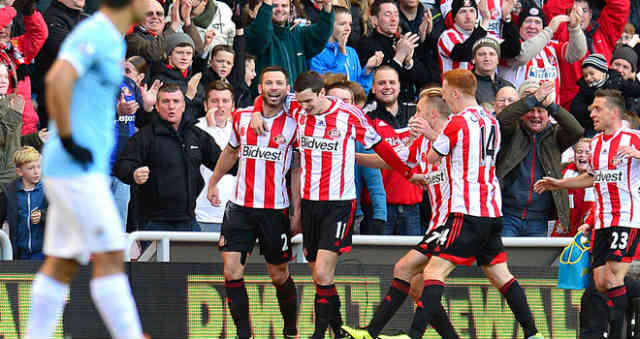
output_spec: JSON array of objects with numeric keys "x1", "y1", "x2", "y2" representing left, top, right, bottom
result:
[
  {"x1": 124, "y1": 231, "x2": 571, "y2": 262},
  {"x1": 0, "y1": 230, "x2": 12, "y2": 260}
]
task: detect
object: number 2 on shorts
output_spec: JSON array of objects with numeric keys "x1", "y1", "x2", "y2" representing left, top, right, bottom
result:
[
  {"x1": 281, "y1": 233, "x2": 288, "y2": 251},
  {"x1": 611, "y1": 231, "x2": 629, "y2": 250}
]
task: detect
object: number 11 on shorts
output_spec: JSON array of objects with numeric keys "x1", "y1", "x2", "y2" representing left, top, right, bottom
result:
[{"x1": 336, "y1": 221, "x2": 347, "y2": 239}]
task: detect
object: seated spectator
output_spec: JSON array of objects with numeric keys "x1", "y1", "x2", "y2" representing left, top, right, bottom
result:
[
  {"x1": 610, "y1": 46, "x2": 640, "y2": 116},
  {"x1": 166, "y1": 0, "x2": 235, "y2": 56},
  {"x1": 115, "y1": 84, "x2": 223, "y2": 233},
  {"x1": 497, "y1": 81, "x2": 583, "y2": 237},
  {"x1": 545, "y1": 0, "x2": 630, "y2": 109},
  {"x1": 438, "y1": 0, "x2": 520, "y2": 76},
  {"x1": 0, "y1": 2, "x2": 47, "y2": 136},
  {"x1": 498, "y1": 4, "x2": 586, "y2": 103},
  {"x1": 364, "y1": 66, "x2": 421, "y2": 235},
  {"x1": 195, "y1": 81, "x2": 235, "y2": 232},
  {"x1": 126, "y1": 0, "x2": 204, "y2": 63},
  {"x1": 0, "y1": 146, "x2": 47, "y2": 260},
  {"x1": 150, "y1": 33, "x2": 206, "y2": 117},
  {"x1": 324, "y1": 80, "x2": 387, "y2": 235},
  {"x1": 310, "y1": 6, "x2": 381, "y2": 94},
  {"x1": 472, "y1": 36, "x2": 514, "y2": 105},
  {"x1": 549, "y1": 138, "x2": 593, "y2": 237},
  {"x1": 571, "y1": 53, "x2": 640, "y2": 136},
  {"x1": 245, "y1": 0, "x2": 333, "y2": 89},
  {"x1": 493, "y1": 84, "x2": 519, "y2": 116}
]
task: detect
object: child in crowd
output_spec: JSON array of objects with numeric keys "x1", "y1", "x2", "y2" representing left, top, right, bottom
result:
[
  {"x1": 0, "y1": 146, "x2": 47, "y2": 259},
  {"x1": 202, "y1": 45, "x2": 255, "y2": 109},
  {"x1": 550, "y1": 138, "x2": 593, "y2": 237}
]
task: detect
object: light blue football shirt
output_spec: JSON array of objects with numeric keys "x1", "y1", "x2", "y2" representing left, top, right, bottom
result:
[{"x1": 42, "y1": 12, "x2": 125, "y2": 178}]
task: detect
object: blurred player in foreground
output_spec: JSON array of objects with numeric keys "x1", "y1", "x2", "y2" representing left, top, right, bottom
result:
[{"x1": 25, "y1": 0, "x2": 147, "y2": 337}]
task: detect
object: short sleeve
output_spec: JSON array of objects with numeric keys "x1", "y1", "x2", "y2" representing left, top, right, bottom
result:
[
  {"x1": 350, "y1": 108, "x2": 382, "y2": 149},
  {"x1": 228, "y1": 113, "x2": 242, "y2": 148},
  {"x1": 57, "y1": 26, "x2": 97, "y2": 77},
  {"x1": 432, "y1": 116, "x2": 464, "y2": 156}
]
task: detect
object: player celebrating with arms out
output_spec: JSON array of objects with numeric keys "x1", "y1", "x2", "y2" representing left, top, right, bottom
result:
[
  {"x1": 207, "y1": 67, "x2": 301, "y2": 339},
  {"x1": 535, "y1": 89, "x2": 640, "y2": 334},
  {"x1": 252, "y1": 70, "x2": 425, "y2": 338},
  {"x1": 25, "y1": 0, "x2": 147, "y2": 337}
]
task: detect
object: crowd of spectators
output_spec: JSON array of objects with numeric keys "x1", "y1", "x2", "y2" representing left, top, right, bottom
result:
[{"x1": 0, "y1": 0, "x2": 638, "y2": 259}]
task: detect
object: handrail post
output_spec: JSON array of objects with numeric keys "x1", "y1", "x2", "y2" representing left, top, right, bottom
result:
[{"x1": 158, "y1": 237, "x2": 170, "y2": 262}]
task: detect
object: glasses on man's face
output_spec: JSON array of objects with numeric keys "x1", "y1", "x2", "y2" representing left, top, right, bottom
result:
[{"x1": 145, "y1": 11, "x2": 164, "y2": 18}]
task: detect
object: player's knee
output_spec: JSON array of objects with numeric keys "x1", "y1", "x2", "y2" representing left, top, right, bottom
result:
[
  {"x1": 393, "y1": 258, "x2": 416, "y2": 280},
  {"x1": 312, "y1": 267, "x2": 333, "y2": 285},
  {"x1": 267, "y1": 263, "x2": 289, "y2": 285},
  {"x1": 223, "y1": 262, "x2": 244, "y2": 281}
]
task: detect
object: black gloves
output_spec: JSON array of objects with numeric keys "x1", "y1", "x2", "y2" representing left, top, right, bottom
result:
[{"x1": 60, "y1": 136, "x2": 93, "y2": 169}]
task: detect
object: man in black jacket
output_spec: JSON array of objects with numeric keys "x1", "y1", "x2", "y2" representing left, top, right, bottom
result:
[
  {"x1": 33, "y1": 0, "x2": 86, "y2": 127},
  {"x1": 115, "y1": 83, "x2": 222, "y2": 232}
]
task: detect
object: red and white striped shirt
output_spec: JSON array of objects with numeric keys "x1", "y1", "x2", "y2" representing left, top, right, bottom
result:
[
  {"x1": 228, "y1": 108, "x2": 298, "y2": 209},
  {"x1": 440, "y1": 0, "x2": 503, "y2": 37},
  {"x1": 432, "y1": 106, "x2": 502, "y2": 217},
  {"x1": 589, "y1": 128, "x2": 640, "y2": 229},
  {"x1": 498, "y1": 40, "x2": 566, "y2": 103},
  {"x1": 287, "y1": 97, "x2": 382, "y2": 201},
  {"x1": 408, "y1": 135, "x2": 450, "y2": 233},
  {"x1": 438, "y1": 27, "x2": 473, "y2": 75}
]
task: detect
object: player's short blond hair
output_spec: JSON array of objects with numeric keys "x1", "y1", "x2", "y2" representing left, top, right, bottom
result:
[{"x1": 13, "y1": 146, "x2": 40, "y2": 168}]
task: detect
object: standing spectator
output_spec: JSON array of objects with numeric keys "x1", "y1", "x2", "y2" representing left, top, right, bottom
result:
[
  {"x1": 245, "y1": 0, "x2": 333, "y2": 89},
  {"x1": 364, "y1": 66, "x2": 422, "y2": 235},
  {"x1": 497, "y1": 81, "x2": 583, "y2": 237},
  {"x1": 356, "y1": 0, "x2": 434, "y2": 101},
  {"x1": 126, "y1": 0, "x2": 204, "y2": 63},
  {"x1": 0, "y1": 146, "x2": 47, "y2": 260},
  {"x1": 0, "y1": 2, "x2": 48, "y2": 136},
  {"x1": 571, "y1": 53, "x2": 640, "y2": 136},
  {"x1": 472, "y1": 36, "x2": 514, "y2": 104},
  {"x1": 547, "y1": 0, "x2": 630, "y2": 109},
  {"x1": 32, "y1": 0, "x2": 86, "y2": 128},
  {"x1": 237, "y1": 54, "x2": 256, "y2": 109},
  {"x1": 498, "y1": 4, "x2": 586, "y2": 100},
  {"x1": 166, "y1": 0, "x2": 235, "y2": 56},
  {"x1": 310, "y1": 6, "x2": 382, "y2": 94},
  {"x1": 493, "y1": 84, "x2": 519, "y2": 115},
  {"x1": 610, "y1": 45, "x2": 640, "y2": 115},
  {"x1": 115, "y1": 84, "x2": 223, "y2": 233},
  {"x1": 150, "y1": 32, "x2": 206, "y2": 117},
  {"x1": 195, "y1": 81, "x2": 235, "y2": 232}
]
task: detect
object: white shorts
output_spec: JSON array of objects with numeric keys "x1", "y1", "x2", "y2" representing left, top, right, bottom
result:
[{"x1": 43, "y1": 174, "x2": 125, "y2": 265}]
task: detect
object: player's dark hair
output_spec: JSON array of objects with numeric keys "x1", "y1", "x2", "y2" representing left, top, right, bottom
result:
[
  {"x1": 294, "y1": 71, "x2": 324, "y2": 94},
  {"x1": 595, "y1": 89, "x2": 625, "y2": 117},
  {"x1": 370, "y1": 0, "x2": 396, "y2": 17},
  {"x1": 206, "y1": 80, "x2": 235, "y2": 101},
  {"x1": 259, "y1": 65, "x2": 289, "y2": 83}
]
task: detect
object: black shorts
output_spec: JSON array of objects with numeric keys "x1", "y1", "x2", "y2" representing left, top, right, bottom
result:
[
  {"x1": 591, "y1": 226, "x2": 640, "y2": 268},
  {"x1": 301, "y1": 199, "x2": 355, "y2": 262},
  {"x1": 219, "y1": 202, "x2": 292, "y2": 264},
  {"x1": 429, "y1": 213, "x2": 507, "y2": 266},
  {"x1": 414, "y1": 233, "x2": 438, "y2": 257}
]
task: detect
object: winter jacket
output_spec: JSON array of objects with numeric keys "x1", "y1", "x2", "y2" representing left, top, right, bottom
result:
[
  {"x1": 570, "y1": 69, "x2": 640, "y2": 134},
  {"x1": 0, "y1": 179, "x2": 48, "y2": 260},
  {"x1": 310, "y1": 41, "x2": 374, "y2": 93},
  {"x1": 167, "y1": 0, "x2": 235, "y2": 56},
  {"x1": 497, "y1": 95, "x2": 584, "y2": 227},
  {"x1": 474, "y1": 72, "x2": 514, "y2": 105},
  {"x1": 0, "y1": 8, "x2": 48, "y2": 135},
  {"x1": 547, "y1": 0, "x2": 630, "y2": 109},
  {"x1": 365, "y1": 100, "x2": 422, "y2": 205},
  {"x1": 149, "y1": 60, "x2": 207, "y2": 118},
  {"x1": 125, "y1": 24, "x2": 204, "y2": 63},
  {"x1": 356, "y1": 30, "x2": 435, "y2": 102},
  {"x1": 245, "y1": 3, "x2": 333, "y2": 88},
  {"x1": 354, "y1": 142, "x2": 386, "y2": 221},
  {"x1": 115, "y1": 113, "x2": 222, "y2": 224},
  {"x1": 33, "y1": 0, "x2": 86, "y2": 127}
]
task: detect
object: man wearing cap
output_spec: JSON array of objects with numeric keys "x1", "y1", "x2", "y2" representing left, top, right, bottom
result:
[
  {"x1": 437, "y1": 0, "x2": 521, "y2": 76},
  {"x1": 472, "y1": 36, "x2": 514, "y2": 104},
  {"x1": 499, "y1": 4, "x2": 587, "y2": 104},
  {"x1": 496, "y1": 80, "x2": 583, "y2": 237},
  {"x1": 611, "y1": 45, "x2": 640, "y2": 115},
  {"x1": 543, "y1": 0, "x2": 630, "y2": 110},
  {"x1": 126, "y1": 0, "x2": 204, "y2": 63},
  {"x1": 150, "y1": 32, "x2": 206, "y2": 117}
]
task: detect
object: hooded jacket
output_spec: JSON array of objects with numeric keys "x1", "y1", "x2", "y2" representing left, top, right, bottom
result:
[
  {"x1": 115, "y1": 113, "x2": 222, "y2": 224},
  {"x1": 310, "y1": 41, "x2": 373, "y2": 93},
  {"x1": 497, "y1": 95, "x2": 584, "y2": 227},
  {"x1": 245, "y1": 3, "x2": 333, "y2": 88}
]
